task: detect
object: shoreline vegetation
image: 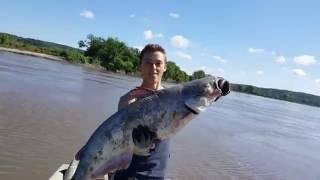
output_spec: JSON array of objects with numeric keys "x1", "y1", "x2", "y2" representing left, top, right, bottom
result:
[{"x1": 1, "y1": 32, "x2": 319, "y2": 108}]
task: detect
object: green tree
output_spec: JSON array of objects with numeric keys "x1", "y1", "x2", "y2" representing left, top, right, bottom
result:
[
  {"x1": 78, "y1": 40, "x2": 86, "y2": 48},
  {"x1": 192, "y1": 70, "x2": 206, "y2": 80}
]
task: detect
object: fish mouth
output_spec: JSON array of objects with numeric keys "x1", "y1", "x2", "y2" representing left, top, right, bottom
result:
[
  {"x1": 210, "y1": 79, "x2": 230, "y2": 102},
  {"x1": 184, "y1": 78, "x2": 230, "y2": 114},
  {"x1": 216, "y1": 79, "x2": 230, "y2": 96}
]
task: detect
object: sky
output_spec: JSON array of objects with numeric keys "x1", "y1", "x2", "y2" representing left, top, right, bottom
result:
[{"x1": 1, "y1": 0, "x2": 320, "y2": 95}]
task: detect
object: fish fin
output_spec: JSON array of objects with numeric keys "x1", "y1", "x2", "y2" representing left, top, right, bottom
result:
[
  {"x1": 91, "y1": 150, "x2": 133, "y2": 179},
  {"x1": 184, "y1": 97, "x2": 208, "y2": 114},
  {"x1": 132, "y1": 125, "x2": 157, "y2": 151}
]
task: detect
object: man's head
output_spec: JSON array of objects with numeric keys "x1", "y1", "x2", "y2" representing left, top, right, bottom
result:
[{"x1": 139, "y1": 44, "x2": 167, "y2": 89}]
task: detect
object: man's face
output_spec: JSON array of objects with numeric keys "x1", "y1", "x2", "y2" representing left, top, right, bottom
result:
[{"x1": 140, "y1": 51, "x2": 167, "y2": 85}]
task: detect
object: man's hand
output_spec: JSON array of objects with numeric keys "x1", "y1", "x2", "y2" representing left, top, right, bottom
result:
[
  {"x1": 75, "y1": 146, "x2": 85, "y2": 160},
  {"x1": 132, "y1": 125, "x2": 157, "y2": 153}
]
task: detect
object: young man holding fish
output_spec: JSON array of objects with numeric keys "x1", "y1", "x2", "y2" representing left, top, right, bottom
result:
[
  {"x1": 72, "y1": 44, "x2": 230, "y2": 180},
  {"x1": 113, "y1": 44, "x2": 170, "y2": 180},
  {"x1": 75, "y1": 44, "x2": 170, "y2": 180}
]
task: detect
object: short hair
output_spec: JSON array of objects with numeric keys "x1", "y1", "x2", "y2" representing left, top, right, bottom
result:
[{"x1": 139, "y1": 44, "x2": 167, "y2": 66}]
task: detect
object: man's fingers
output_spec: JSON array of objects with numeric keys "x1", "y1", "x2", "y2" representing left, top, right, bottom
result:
[
  {"x1": 75, "y1": 150, "x2": 80, "y2": 160},
  {"x1": 139, "y1": 129, "x2": 145, "y2": 144},
  {"x1": 75, "y1": 146, "x2": 84, "y2": 160},
  {"x1": 133, "y1": 125, "x2": 156, "y2": 148},
  {"x1": 142, "y1": 128, "x2": 150, "y2": 144}
]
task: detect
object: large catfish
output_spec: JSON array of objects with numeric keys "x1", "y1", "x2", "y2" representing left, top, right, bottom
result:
[{"x1": 71, "y1": 76, "x2": 230, "y2": 180}]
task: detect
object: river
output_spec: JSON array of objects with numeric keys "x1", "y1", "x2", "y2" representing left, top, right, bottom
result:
[{"x1": 0, "y1": 51, "x2": 319, "y2": 180}]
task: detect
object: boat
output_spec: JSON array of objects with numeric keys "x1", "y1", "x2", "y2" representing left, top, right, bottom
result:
[{"x1": 49, "y1": 160, "x2": 109, "y2": 180}]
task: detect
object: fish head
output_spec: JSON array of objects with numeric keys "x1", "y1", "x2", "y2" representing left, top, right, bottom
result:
[{"x1": 182, "y1": 76, "x2": 230, "y2": 114}]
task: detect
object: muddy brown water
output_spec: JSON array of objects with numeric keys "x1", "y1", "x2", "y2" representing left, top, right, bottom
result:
[{"x1": 1, "y1": 51, "x2": 320, "y2": 180}]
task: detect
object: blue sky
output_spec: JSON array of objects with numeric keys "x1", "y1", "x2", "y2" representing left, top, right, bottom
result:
[{"x1": 1, "y1": 0, "x2": 320, "y2": 95}]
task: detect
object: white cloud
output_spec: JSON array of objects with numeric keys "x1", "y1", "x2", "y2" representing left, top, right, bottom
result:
[
  {"x1": 176, "y1": 51, "x2": 192, "y2": 60},
  {"x1": 292, "y1": 69, "x2": 306, "y2": 76},
  {"x1": 212, "y1": 56, "x2": 227, "y2": 63},
  {"x1": 133, "y1": 46, "x2": 143, "y2": 51},
  {"x1": 80, "y1": 9, "x2": 95, "y2": 19},
  {"x1": 129, "y1": 14, "x2": 135, "y2": 18},
  {"x1": 315, "y1": 78, "x2": 320, "y2": 85},
  {"x1": 248, "y1": 48, "x2": 265, "y2": 53},
  {"x1": 144, "y1": 30, "x2": 163, "y2": 40},
  {"x1": 256, "y1": 70, "x2": 264, "y2": 75},
  {"x1": 171, "y1": 35, "x2": 190, "y2": 48},
  {"x1": 275, "y1": 56, "x2": 286, "y2": 64},
  {"x1": 169, "y1": 13, "x2": 180, "y2": 19},
  {"x1": 293, "y1": 55, "x2": 317, "y2": 66}
]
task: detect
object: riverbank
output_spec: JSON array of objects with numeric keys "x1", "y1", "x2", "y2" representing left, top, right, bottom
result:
[
  {"x1": 0, "y1": 46, "x2": 110, "y2": 74},
  {"x1": 0, "y1": 47, "x2": 64, "y2": 61}
]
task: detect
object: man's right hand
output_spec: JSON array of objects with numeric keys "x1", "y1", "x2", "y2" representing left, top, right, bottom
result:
[
  {"x1": 75, "y1": 146, "x2": 85, "y2": 160},
  {"x1": 132, "y1": 125, "x2": 157, "y2": 153}
]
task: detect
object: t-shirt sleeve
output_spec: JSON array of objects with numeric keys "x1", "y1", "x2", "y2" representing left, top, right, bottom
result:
[
  {"x1": 118, "y1": 93, "x2": 130, "y2": 110},
  {"x1": 118, "y1": 88, "x2": 153, "y2": 111}
]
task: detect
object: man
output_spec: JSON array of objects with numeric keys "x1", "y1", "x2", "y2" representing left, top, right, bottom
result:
[
  {"x1": 112, "y1": 44, "x2": 169, "y2": 180},
  {"x1": 75, "y1": 44, "x2": 169, "y2": 180}
]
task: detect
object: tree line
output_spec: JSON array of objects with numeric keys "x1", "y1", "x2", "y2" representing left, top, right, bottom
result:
[
  {"x1": 78, "y1": 34, "x2": 203, "y2": 82},
  {"x1": 231, "y1": 84, "x2": 320, "y2": 107},
  {"x1": 0, "y1": 32, "x2": 88, "y2": 64},
  {"x1": 0, "y1": 32, "x2": 204, "y2": 82}
]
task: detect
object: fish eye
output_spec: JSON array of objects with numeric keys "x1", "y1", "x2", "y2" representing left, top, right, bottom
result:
[
  {"x1": 211, "y1": 81, "x2": 217, "y2": 89},
  {"x1": 204, "y1": 83, "x2": 210, "y2": 89},
  {"x1": 200, "y1": 83, "x2": 211, "y2": 94}
]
